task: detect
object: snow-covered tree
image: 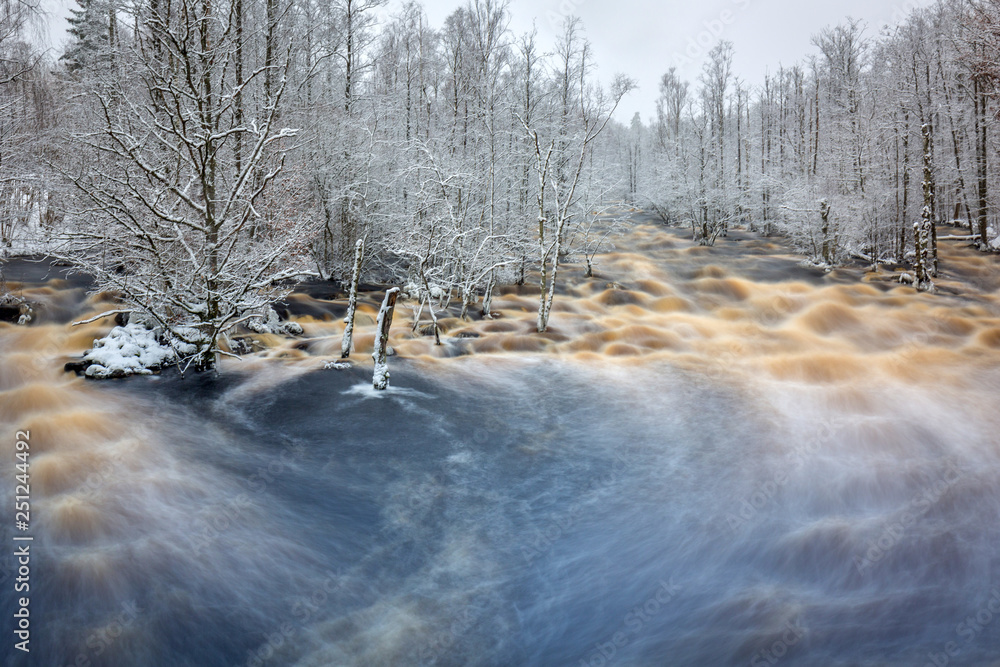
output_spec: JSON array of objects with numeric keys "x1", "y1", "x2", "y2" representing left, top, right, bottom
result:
[{"x1": 61, "y1": 0, "x2": 304, "y2": 370}]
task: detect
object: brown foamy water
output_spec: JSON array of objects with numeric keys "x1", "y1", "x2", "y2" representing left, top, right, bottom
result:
[{"x1": 1, "y1": 218, "x2": 999, "y2": 666}]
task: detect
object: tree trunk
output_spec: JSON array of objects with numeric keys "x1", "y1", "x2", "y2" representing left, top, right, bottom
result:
[
  {"x1": 264, "y1": 0, "x2": 277, "y2": 103},
  {"x1": 537, "y1": 222, "x2": 563, "y2": 334},
  {"x1": 372, "y1": 287, "x2": 400, "y2": 391},
  {"x1": 916, "y1": 123, "x2": 935, "y2": 292},
  {"x1": 419, "y1": 274, "x2": 442, "y2": 346},
  {"x1": 234, "y1": 0, "x2": 243, "y2": 179},
  {"x1": 340, "y1": 237, "x2": 364, "y2": 358},
  {"x1": 974, "y1": 77, "x2": 990, "y2": 251},
  {"x1": 820, "y1": 199, "x2": 832, "y2": 265},
  {"x1": 482, "y1": 270, "x2": 496, "y2": 317}
]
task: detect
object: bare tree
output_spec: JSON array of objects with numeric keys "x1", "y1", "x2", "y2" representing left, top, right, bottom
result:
[
  {"x1": 60, "y1": 0, "x2": 303, "y2": 370},
  {"x1": 523, "y1": 63, "x2": 634, "y2": 333}
]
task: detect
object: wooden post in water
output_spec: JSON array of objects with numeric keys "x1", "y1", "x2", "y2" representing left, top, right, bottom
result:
[
  {"x1": 372, "y1": 287, "x2": 400, "y2": 391},
  {"x1": 341, "y1": 238, "x2": 365, "y2": 358}
]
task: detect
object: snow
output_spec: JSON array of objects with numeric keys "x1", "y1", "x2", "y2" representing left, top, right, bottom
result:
[
  {"x1": 372, "y1": 362, "x2": 389, "y2": 390},
  {"x1": 446, "y1": 451, "x2": 473, "y2": 465},
  {"x1": 342, "y1": 383, "x2": 431, "y2": 399},
  {"x1": 324, "y1": 361, "x2": 351, "y2": 371},
  {"x1": 83, "y1": 322, "x2": 177, "y2": 378},
  {"x1": 0, "y1": 191, "x2": 59, "y2": 258},
  {"x1": 16, "y1": 303, "x2": 32, "y2": 325},
  {"x1": 164, "y1": 325, "x2": 203, "y2": 356},
  {"x1": 247, "y1": 306, "x2": 304, "y2": 336},
  {"x1": 0, "y1": 296, "x2": 33, "y2": 325},
  {"x1": 402, "y1": 281, "x2": 448, "y2": 300}
]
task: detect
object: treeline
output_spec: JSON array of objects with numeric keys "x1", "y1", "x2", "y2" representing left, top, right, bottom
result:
[
  {"x1": 612, "y1": 0, "x2": 1000, "y2": 291},
  {"x1": 0, "y1": 0, "x2": 997, "y2": 368}
]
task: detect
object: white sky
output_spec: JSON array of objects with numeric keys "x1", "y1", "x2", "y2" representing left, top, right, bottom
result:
[
  {"x1": 39, "y1": 0, "x2": 938, "y2": 121},
  {"x1": 38, "y1": 0, "x2": 73, "y2": 53}
]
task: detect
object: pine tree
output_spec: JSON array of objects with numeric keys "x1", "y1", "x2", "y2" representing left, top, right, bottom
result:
[{"x1": 60, "y1": 0, "x2": 115, "y2": 72}]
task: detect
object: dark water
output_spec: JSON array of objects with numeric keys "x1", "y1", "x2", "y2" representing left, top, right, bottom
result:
[{"x1": 4, "y1": 354, "x2": 1000, "y2": 667}]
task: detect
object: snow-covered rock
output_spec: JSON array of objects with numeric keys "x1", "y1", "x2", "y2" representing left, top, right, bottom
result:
[
  {"x1": 0, "y1": 297, "x2": 33, "y2": 325},
  {"x1": 83, "y1": 322, "x2": 177, "y2": 378},
  {"x1": 247, "y1": 306, "x2": 303, "y2": 336}
]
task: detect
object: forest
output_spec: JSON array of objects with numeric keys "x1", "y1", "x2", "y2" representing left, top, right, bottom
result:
[
  {"x1": 4, "y1": 1, "x2": 1000, "y2": 665},
  {"x1": 0, "y1": 0, "x2": 998, "y2": 374}
]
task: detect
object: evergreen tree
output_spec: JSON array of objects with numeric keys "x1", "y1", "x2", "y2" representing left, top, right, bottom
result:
[{"x1": 60, "y1": 0, "x2": 115, "y2": 72}]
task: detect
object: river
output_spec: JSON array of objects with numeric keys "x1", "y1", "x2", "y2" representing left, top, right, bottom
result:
[{"x1": 2, "y1": 217, "x2": 1000, "y2": 666}]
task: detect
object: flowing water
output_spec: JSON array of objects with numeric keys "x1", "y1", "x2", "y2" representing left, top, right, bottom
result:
[{"x1": 2, "y1": 218, "x2": 1000, "y2": 666}]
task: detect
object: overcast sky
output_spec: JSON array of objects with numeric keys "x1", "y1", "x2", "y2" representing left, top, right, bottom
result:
[{"x1": 41, "y1": 0, "x2": 938, "y2": 121}]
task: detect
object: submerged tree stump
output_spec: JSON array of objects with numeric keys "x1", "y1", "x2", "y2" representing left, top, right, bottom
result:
[
  {"x1": 341, "y1": 237, "x2": 365, "y2": 359},
  {"x1": 372, "y1": 287, "x2": 400, "y2": 391}
]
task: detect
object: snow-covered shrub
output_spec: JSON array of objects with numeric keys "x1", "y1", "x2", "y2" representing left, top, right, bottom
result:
[
  {"x1": 401, "y1": 281, "x2": 449, "y2": 301},
  {"x1": 247, "y1": 306, "x2": 303, "y2": 336},
  {"x1": 83, "y1": 322, "x2": 177, "y2": 378}
]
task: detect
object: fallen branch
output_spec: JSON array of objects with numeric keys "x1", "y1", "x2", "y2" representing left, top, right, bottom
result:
[
  {"x1": 71, "y1": 309, "x2": 132, "y2": 326},
  {"x1": 937, "y1": 234, "x2": 981, "y2": 241}
]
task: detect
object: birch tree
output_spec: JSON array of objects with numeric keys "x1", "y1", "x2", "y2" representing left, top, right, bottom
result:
[{"x1": 524, "y1": 61, "x2": 634, "y2": 333}]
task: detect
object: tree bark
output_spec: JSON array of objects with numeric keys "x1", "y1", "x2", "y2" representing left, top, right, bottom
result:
[
  {"x1": 974, "y1": 76, "x2": 990, "y2": 251},
  {"x1": 915, "y1": 123, "x2": 935, "y2": 292},
  {"x1": 372, "y1": 287, "x2": 400, "y2": 391},
  {"x1": 341, "y1": 237, "x2": 364, "y2": 358}
]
